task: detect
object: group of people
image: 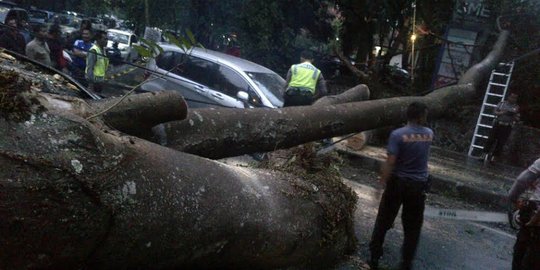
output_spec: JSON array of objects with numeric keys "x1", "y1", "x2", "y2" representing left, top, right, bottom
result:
[
  {"x1": 282, "y1": 52, "x2": 534, "y2": 269},
  {"x1": 0, "y1": 18, "x2": 110, "y2": 92}
]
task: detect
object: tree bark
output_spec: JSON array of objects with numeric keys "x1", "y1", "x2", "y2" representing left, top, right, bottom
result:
[
  {"x1": 0, "y1": 92, "x2": 356, "y2": 270},
  {"x1": 162, "y1": 31, "x2": 509, "y2": 159},
  {"x1": 89, "y1": 91, "x2": 188, "y2": 137},
  {"x1": 314, "y1": 84, "x2": 370, "y2": 106}
]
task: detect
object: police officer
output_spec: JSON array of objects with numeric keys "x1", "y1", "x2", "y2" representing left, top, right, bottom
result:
[
  {"x1": 283, "y1": 50, "x2": 327, "y2": 106},
  {"x1": 86, "y1": 30, "x2": 109, "y2": 93},
  {"x1": 369, "y1": 102, "x2": 434, "y2": 270},
  {"x1": 508, "y1": 158, "x2": 540, "y2": 270}
]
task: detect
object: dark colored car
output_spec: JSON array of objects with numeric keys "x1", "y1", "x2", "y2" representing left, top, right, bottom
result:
[
  {"x1": 28, "y1": 9, "x2": 54, "y2": 24},
  {"x1": 0, "y1": 6, "x2": 28, "y2": 24}
]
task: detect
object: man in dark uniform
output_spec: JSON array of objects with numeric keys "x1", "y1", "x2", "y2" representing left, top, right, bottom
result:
[
  {"x1": 369, "y1": 102, "x2": 434, "y2": 270},
  {"x1": 508, "y1": 158, "x2": 540, "y2": 270}
]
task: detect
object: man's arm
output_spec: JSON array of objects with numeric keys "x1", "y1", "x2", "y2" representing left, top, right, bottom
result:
[
  {"x1": 283, "y1": 68, "x2": 292, "y2": 93},
  {"x1": 508, "y1": 170, "x2": 538, "y2": 203},
  {"x1": 380, "y1": 155, "x2": 396, "y2": 185},
  {"x1": 86, "y1": 49, "x2": 97, "y2": 81},
  {"x1": 25, "y1": 42, "x2": 33, "y2": 58},
  {"x1": 494, "y1": 102, "x2": 505, "y2": 116},
  {"x1": 72, "y1": 41, "x2": 87, "y2": 58},
  {"x1": 514, "y1": 106, "x2": 521, "y2": 122},
  {"x1": 315, "y1": 73, "x2": 328, "y2": 98}
]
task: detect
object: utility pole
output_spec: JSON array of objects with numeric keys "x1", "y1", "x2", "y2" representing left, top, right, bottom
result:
[
  {"x1": 145, "y1": 0, "x2": 150, "y2": 26},
  {"x1": 410, "y1": 1, "x2": 417, "y2": 84}
]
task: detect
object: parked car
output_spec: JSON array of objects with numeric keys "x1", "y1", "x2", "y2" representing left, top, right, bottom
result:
[
  {"x1": 0, "y1": 6, "x2": 28, "y2": 24},
  {"x1": 0, "y1": 0, "x2": 16, "y2": 8},
  {"x1": 140, "y1": 44, "x2": 285, "y2": 108},
  {"x1": 106, "y1": 29, "x2": 138, "y2": 62},
  {"x1": 28, "y1": 9, "x2": 54, "y2": 24}
]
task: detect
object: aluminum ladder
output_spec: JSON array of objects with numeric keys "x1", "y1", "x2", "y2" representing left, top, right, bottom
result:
[{"x1": 468, "y1": 62, "x2": 515, "y2": 158}]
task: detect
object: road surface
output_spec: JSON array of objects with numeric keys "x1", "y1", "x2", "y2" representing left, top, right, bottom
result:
[{"x1": 336, "y1": 168, "x2": 515, "y2": 270}]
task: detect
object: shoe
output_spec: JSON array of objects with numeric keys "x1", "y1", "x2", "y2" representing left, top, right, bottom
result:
[
  {"x1": 400, "y1": 261, "x2": 412, "y2": 270},
  {"x1": 368, "y1": 257, "x2": 379, "y2": 270}
]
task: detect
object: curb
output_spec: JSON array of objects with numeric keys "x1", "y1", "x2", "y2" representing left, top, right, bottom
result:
[{"x1": 338, "y1": 149, "x2": 509, "y2": 210}]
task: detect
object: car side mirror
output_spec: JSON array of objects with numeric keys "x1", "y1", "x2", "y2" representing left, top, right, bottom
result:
[{"x1": 237, "y1": 91, "x2": 249, "y2": 103}]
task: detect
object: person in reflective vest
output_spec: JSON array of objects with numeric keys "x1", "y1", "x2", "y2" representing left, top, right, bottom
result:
[
  {"x1": 283, "y1": 50, "x2": 327, "y2": 106},
  {"x1": 86, "y1": 30, "x2": 109, "y2": 93}
]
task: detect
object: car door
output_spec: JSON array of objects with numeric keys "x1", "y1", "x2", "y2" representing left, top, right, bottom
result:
[
  {"x1": 216, "y1": 65, "x2": 264, "y2": 108},
  {"x1": 147, "y1": 51, "x2": 207, "y2": 108},
  {"x1": 180, "y1": 56, "x2": 244, "y2": 108}
]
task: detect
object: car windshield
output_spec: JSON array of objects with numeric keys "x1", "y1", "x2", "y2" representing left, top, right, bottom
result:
[
  {"x1": 108, "y1": 32, "x2": 129, "y2": 44},
  {"x1": 246, "y1": 72, "x2": 285, "y2": 107}
]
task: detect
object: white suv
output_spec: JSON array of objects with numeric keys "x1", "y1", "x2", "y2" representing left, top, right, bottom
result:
[
  {"x1": 106, "y1": 29, "x2": 139, "y2": 62},
  {"x1": 139, "y1": 44, "x2": 285, "y2": 108}
]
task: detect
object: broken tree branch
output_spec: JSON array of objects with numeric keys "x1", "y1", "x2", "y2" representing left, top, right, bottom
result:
[
  {"x1": 334, "y1": 46, "x2": 370, "y2": 81},
  {"x1": 89, "y1": 91, "x2": 188, "y2": 136}
]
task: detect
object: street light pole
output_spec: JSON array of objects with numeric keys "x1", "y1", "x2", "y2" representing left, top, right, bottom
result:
[{"x1": 411, "y1": 1, "x2": 417, "y2": 84}]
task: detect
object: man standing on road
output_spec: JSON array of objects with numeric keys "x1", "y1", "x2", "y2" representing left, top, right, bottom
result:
[
  {"x1": 85, "y1": 30, "x2": 109, "y2": 93},
  {"x1": 508, "y1": 158, "x2": 540, "y2": 270},
  {"x1": 26, "y1": 24, "x2": 51, "y2": 66},
  {"x1": 283, "y1": 50, "x2": 327, "y2": 106},
  {"x1": 369, "y1": 102, "x2": 434, "y2": 270},
  {"x1": 483, "y1": 93, "x2": 520, "y2": 162},
  {"x1": 71, "y1": 28, "x2": 93, "y2": 83}
]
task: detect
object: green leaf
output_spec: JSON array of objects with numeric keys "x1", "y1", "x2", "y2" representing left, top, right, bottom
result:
[
  {"x1": 164, "y1": 32, "x2": 182, "y2": 49},
  {"x1": 138, "y1": 38, "x2": 163, "y2": 55},
  {"x1": 133, "y1": 45, "x2": 152, "y2": 58},
  {"x1": 139, "y1": 37, "x2": 154, "y2": 48},
  {"x1": 186, "y1": 29, "x2": 196, "y2": 45},
  {"x1": 179, "y1": 35, "x2": 192, "y2": 51}
]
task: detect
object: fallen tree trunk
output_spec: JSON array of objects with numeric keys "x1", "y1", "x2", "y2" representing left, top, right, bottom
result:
[
  {"x1": 152, "y1": 85, "x2": 371, "y2": 146},
  {"x1": 313, "y1": 84, "x2": 370, "y2": 106},
  {"x1": 0, "y1": 76, "x2": 356, "y2": 269},
  {"x1": 162, "y1": 31, "x2": 508, "y2": 159},
  {"x1": 89, "y1": 91, "x2": 188, "y2": 137}
]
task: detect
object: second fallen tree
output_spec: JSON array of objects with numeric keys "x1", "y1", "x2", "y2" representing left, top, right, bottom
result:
[{"x1": 160, "y1": 32, "x2": 508, "y2": 159}]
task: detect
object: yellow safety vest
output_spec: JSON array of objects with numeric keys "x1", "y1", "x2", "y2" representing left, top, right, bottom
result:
[
  {"x1": 86, "y1": 44, "x2": 109, "y2": 78},
  {"x1": 287, "y1": 62, "x2": 321, "y2": 94}
]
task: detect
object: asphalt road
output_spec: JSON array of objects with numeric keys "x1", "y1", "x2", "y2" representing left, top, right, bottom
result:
[{"x1": 336, "y1": 168, "x2": 515, "y2": 270}]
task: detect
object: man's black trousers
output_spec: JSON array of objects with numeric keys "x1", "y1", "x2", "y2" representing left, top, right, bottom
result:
[
  {"x1": 283, "y1": 90, "x2": 313, "y2": 107},
  {"x1": 512, "y1": 226, "x2": 540, "y2": 270},
  {"x1": 369, "y1": 175, "x2": 426, "y2": 268},
  {"x1": 484, "y1": 122, "x2": 512, "y2": 157}
]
